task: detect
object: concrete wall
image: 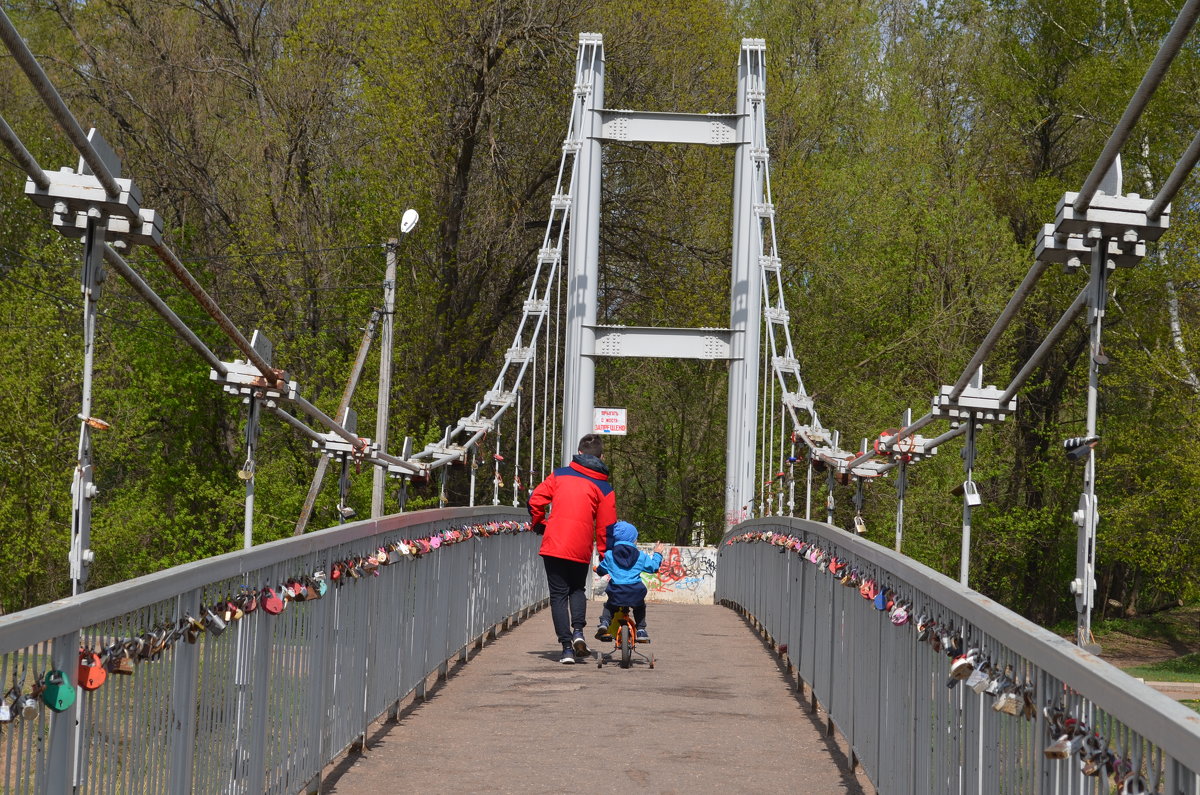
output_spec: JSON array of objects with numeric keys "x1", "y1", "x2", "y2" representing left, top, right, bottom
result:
[{"x1": 590, "y1": 544, "x2": 717, "y2": 605}]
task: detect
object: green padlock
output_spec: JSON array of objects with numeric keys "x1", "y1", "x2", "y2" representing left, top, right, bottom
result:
[{"x1": 41, "y1": 670, "x2": 75, "y2": 713}]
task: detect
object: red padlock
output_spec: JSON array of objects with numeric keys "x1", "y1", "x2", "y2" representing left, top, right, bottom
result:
[
  {"x1": 78, "y1": 649, "x2": 107, "y2": 691},
  {"x1": 261, "y1": 586, "x2": 284, "y2": 615}
]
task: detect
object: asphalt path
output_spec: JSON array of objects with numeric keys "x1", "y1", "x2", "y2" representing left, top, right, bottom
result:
[{"x1": 323, "y1": 602, "x2": 872, "y2": 794}]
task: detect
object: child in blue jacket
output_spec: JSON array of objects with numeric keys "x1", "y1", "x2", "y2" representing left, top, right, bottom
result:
[{"x1": 593, "y1": 520, "x2": 664, "y2": 643}]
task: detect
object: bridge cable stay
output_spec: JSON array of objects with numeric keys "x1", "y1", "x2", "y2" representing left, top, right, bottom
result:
[
  {"x1": 763, "y1": 0, "x2": 1200, "y2": 638},
  {"x1": 294, "y1": 310, "x2": 381, "y2": 534},
  {"x1": 0, "y1": 10, "x2": 438, "y2": 471},
  {"x1": 409, "y1": 37, "x2": 601, "y2": 486},
  {"x1": 0, "y1": 9, "x2": 437, "y2": 564}
]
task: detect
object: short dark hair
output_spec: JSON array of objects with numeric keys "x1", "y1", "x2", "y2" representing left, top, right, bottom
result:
[{"x1": 577, "y1": 434, "x2": 603, "y2": 458}]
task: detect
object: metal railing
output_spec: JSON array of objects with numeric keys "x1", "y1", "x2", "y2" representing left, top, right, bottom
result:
[
  {"x1": 716, "y1": 517, "x2": 1200, "y2": 795},
  {"x1": 0, "y1": 506, "x2": 544, "y2": 794}
]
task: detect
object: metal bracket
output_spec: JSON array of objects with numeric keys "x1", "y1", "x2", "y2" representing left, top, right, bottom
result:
[
  {"x1": 932, "y1": 384, "x2": 1015, "y2": 423},
  {"x1": 1036, "y1": 189, "x2": 1168, "y2": 272},
  {"x1": 25, "y1": 129, "x2": 163, "y2": 250}
]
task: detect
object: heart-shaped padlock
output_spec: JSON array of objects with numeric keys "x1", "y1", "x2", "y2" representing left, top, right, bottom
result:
[
  {"x1": 261, "y1": 586, "x2": 284, "y2": 615},
  {"x1": 41, "y1": 670, "x2": 75, "y2": 713},
  {"x1": 78, "y1": 649, "x2": 107, "y2": 691}
]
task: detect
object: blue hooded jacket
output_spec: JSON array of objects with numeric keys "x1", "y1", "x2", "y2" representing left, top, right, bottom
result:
[{"x1": 595, "y1": 521, "x2": 662, "y2": 605}]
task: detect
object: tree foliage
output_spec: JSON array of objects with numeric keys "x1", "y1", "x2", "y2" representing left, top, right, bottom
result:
[{"x1": 1, "y1": 0, "x2": 1198, "y2": 622}]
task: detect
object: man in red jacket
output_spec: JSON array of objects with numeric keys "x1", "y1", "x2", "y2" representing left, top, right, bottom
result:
[{"x1": 528, "y1": 434, "x2": 617, "y2": 664}]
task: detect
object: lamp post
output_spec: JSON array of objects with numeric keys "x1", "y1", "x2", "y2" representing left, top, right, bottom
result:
[{"x1": 372, "y1": 209, "x2": 418, "y2": 518}]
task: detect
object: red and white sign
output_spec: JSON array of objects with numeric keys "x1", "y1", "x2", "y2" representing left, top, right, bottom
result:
[{"x1": 593, "y1": 407, "x2": 627, "y2": 435}]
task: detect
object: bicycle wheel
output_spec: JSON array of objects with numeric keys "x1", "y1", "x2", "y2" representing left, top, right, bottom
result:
[{"x1": 618, "y1": 623, "x2": 632, "y2": 668}]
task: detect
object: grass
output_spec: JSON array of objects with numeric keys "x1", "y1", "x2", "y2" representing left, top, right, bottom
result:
[
  {"x1": 1183, "y1": 700, "x2": 1200, "y2": 715},
  {"x1": 1121, "y1": 653, "x2": 1200, "y2": 683}
]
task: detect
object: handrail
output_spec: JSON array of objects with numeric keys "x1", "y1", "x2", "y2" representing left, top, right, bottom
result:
[
  {"x1": 717, "y1": 517, "x2": 1200, "y2": 794},
  {"x1": 0, "y1": 506, "x2": 545, "y2": 795}
]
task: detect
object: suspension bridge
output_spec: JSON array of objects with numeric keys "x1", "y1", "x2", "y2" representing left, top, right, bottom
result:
[{"x1": 1, "y1": 4, "x2": 1199, "y2": 793}]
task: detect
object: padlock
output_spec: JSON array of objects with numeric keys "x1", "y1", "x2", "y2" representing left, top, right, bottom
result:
[
  {"x1": 19, "y1": 691, "x2": 39, "y2": 719},
  {"x1": 311, "y1": 571, "x2": 328, "y2": 598},
  {"x1": 182, "y1": 614, "x2": 204, "y2": 644},
  {"x1": 1021, "y1": 685, "x2": 1037, "y2": 720},
  {"x1": 1121, "y1": 775, "x2": 1149, "y2": 795},
  {"x1": 227, "y1": 600, "x2": 244, "y2": 621},
  {"x1": 950, "y1": 655, "x2": 975, "y2": 681},
  {"x1": 40, "y1": 670, "x2": 75, "y2": 713},
  {"x1": 1080, "y1": 736, "x2": 1109, "y2": 776},
  {"x1": 238, "y1": 589, "x2": 258, "y2": 614},
  {"x1": 150, "y1": 627, "x2": 170, "y2": 657},
  {"x1": 222, "y1": 601, "x2": 235, "y2": 623},
  {"x1": 966, "y1": 665, "x2": 989, "y2": 692},
  {"x1": 108, "y1": 647, "x2": 135, "y2": 675},
  {"x1": 78, "y1": 650, "x2": 107, "y2": 691},
  {"x1": 387, "y1": 545, "x2": 402, "y2": 565},
  {"x1": 203, "y1": 606, "x2": 226, "y2": 636},
  {"x1": 0, "y1": 688, "x2": 18, "y2": 723},
  {"x1": 261, "y1": 586, "x2": 284, "y2": 615}
]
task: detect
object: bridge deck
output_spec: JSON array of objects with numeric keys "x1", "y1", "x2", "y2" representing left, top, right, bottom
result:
[{"x1": 323, "y1": 602, "x2": 872, "y2": 793}]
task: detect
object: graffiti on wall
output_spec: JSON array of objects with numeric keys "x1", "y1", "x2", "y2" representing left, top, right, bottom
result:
[
  {"x1": 590, "y1": 544, "x2": 718, "y2": 604},
  {"x1": 641, "y1": 546, "x2": 717, "y2": 593}
]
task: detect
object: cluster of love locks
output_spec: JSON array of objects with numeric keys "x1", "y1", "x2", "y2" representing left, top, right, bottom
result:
[
  {"x1": 0, "y1": 520, "x2": 531, "y2": 727},
  {"x1": 728, "y1": 531, "x2": 1164, "y2": 795}
]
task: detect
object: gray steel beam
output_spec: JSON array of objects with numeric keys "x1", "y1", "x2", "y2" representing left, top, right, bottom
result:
[
  {"x1": 999, "y1": 287, "x2": 1088, "y2": 404},
  {"x1": 591, "y1": 325, "x2": 737, "y2": 359},
  {"x1": 596, "y1": 109, "x2": 743, "y2": 146},
  {"x1": 724, "y1": 39, "x2": 767, "y2": 527},
  {"x1": 1149, "y1": 124, "x2": 1200, "y2": 219},
  {"x1": 101, "y1": 244, "x2": 227, "y2": 375},
  {"x1": 1073, "y1": 0, "x2": 1200, "y2": 212},
  {"x1": 149, "y1": 240, "x2": 281, "y2": 381},
  {"x1": 0, "y1": 8, "x2": 121, "y2": 198},
  {"x1": 0, "y1": 113, "x2": 49, "y2": 190},
  {"x1": 948, "y1": 261, "x2": 1049, "y2": 400},
  {"x1": 560, "y1": 34, "x2": 604, "y2": 464}
]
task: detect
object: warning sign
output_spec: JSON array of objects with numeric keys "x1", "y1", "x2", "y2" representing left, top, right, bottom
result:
[{"x1": 593, "y1": 407, "x2": 628, "y2": 435}]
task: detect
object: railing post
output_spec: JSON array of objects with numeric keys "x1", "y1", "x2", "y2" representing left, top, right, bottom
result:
[
  {"x1": 168, "y1": 590, "x2": 201, "y2": 795},
  {"x1": 44, "y1": 630, "x2": 81, "y2": 794},
  {"x1": 244, "y1": 603, "x2": 274, "y2": 792}
]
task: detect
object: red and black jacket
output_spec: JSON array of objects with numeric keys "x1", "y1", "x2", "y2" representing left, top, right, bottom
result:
[{"x1": 527, "y1": 455, "x2": 616, "y2": 564}]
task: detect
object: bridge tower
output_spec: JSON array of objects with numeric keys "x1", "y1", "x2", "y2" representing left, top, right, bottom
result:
[{"x1": 560, "y1": 35, "x2": 773, "y2": 526}]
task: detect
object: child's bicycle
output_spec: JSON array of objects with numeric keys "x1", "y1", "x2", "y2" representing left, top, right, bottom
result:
[{"x1": 595, "y1": 606, "x2": 655, "y2": 669}]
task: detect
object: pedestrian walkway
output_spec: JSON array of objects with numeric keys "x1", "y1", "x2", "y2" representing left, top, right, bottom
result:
[{"x1": 323, "y1": 603, "x2": 873, "y2": 793}]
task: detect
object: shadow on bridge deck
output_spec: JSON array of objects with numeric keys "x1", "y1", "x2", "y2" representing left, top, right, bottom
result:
[{"x1": 322, "y1": 603, "x2": 875, "y2": 793}]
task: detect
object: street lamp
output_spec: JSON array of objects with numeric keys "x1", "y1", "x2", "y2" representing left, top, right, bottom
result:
[{"x1": 372, "y1": 208, "x2": 419, "y2": 517}]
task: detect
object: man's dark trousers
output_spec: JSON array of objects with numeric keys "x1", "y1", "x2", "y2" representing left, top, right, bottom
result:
[{"x1": 543, "y1": 555, "x2": 589, "y2": 644}]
